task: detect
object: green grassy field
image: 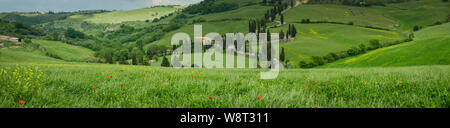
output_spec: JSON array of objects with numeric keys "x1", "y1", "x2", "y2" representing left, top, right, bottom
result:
[
  {"x1": 1, "y1": 0, "x2": 449, "y2": 108},
  {"x1": 1, "y1": 62, "x2": 448, "y2": 108},
  {"x1": 33, "y1": 40, "x2": 97, "y2": 61},
  {"x1": 269, "y1": 23, "x2": 406, "y2": 65},
  {"x1": 384, "y1": 0, "x2": 450, "y2": 32},
  {"x1": 321, "y1": 23, "x2": 450, "y2": 68},
  {"x1": 0, "y1": 47, "x2": 63, "y2": 64},
  {"x1": 280, "y1": 4, "x2": 399, "y2": 30}
]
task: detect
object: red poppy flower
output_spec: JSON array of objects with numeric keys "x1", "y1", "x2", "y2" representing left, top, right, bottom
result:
[
  {"x1": 257, "y1": 96, "x2": 262, "y2": 100},
  {"x1": 191, "y1": 75, "x2": 194, "y2": 78},
  {"x1": 303, "y1": 78, "x2": 306, "y2": 80},
  {"x1": 19, "y1": 100, "x2": 24, "y2": 105},
  {"x1": 209, "y1": 97, "x2": 213, "y2": 100},
  {"x1": 94, "y1": 86, "x2": 97, "y2": 91},
  {"x1": 413, "y1": 78, "x2": 416, "y2": 81},
  {"x1": 120, "y1": 84, "x2": 123, "y2": 87},
  {"x1": 326, "y1": 80, "x2": 328, "y2": 83},
  {"x1": 109, "y1": 76, "x2": 112, "y2": 78}
]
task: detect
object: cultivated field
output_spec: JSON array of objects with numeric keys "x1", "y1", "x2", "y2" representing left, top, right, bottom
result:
[{"x1": 1, "y1": 62, "x2": 448, "y2": 108}]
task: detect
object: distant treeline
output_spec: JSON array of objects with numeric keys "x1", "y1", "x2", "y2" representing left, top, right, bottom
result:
[
  {"x1": 183, "y1": 0, "x2": 239, "y2": 14},
  {"x1": 307, "y1": 0, "x2": 416, "y2": 6}
]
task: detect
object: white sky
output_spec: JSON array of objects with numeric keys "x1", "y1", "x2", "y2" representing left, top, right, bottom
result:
[{"x1": 0, "y1": 0, "x2": 202, "y2": 12}]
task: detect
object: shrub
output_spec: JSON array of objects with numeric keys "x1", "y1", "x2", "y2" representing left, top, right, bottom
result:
[
  {"x1": 413, "y1": 25, "x2": 420, "y2": 31},
  {"x1": 161, "y1": 56, "x2": 170, "y2": 67},
  {"x1": 369, "y1": 39, "x2": 381, "y2": 49}
]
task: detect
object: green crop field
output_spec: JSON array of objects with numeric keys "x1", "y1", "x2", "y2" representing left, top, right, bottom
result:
[
  {"x1": 0, "y1": 47, "x2": 63, "y2": 64},
  {"x1": 321, "y1": 23, "x2": 450, "y2": 68},
  {"x1": 1, "y1": 62, "x2": 448, "y2": 108},
  {"x1": 82, "y1": 6, "x2": 184, "y2": 24}
]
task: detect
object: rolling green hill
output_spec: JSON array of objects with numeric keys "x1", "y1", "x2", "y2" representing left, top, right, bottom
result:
[
  {"x1": 0, "y1": 46, "x2": 63, "y2": 64},
  {"x1": 320, "y1": 23, "x2": 450, "y2": 68},
  {"x1": 80, "y1": 6, "x2": 184, "y2": 24}
]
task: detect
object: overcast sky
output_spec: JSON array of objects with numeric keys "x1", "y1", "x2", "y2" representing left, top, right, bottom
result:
[{"x1": 0, "y1": 0, "x2": 202, "y2": 12}]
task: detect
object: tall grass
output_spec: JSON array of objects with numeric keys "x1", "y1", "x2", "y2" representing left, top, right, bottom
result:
[{"x1": 1, "y1": 63, "x2": 448, "y2": 108}]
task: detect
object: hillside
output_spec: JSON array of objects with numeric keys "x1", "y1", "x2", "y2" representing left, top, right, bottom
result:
[
  {"x1": 270, "y1": 23, "x2": 405, "y2": 65},
  {"x1": 320, "y1": 22, "x2": 450, "y2": 68},
  {"x1": 81, "y1": 6, "x2": 184, "y2": 24}
]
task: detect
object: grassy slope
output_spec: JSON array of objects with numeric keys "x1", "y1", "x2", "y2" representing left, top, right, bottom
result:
[
  {"x1": 384, "y1": 0, "x2": 450, "y2": 32},
  {"x1": 320, "y1": 23, "x2": 450, "y2": 68},
  {"x1": 41, "y1": 6, "x2": 182, "y2": 36},
  {"x1": 83, "y1": 6, "x2": 183, "y2": 24},
  {"x1": 33, "y1": 40, "x2": 96, "y2": 61},
  {"x1": 269, "y1": 23, "x2": 405, "y2": 65},
  {"x1": 0, "y1": 47, "x2": 63, "y2": 64}
]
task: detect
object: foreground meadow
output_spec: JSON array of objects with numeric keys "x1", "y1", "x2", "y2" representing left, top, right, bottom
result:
[{"x1": 1, "y1": 62, "x2": 448, "y2": 108}]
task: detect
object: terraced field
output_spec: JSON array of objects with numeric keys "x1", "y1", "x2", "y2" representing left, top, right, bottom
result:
[
  {"x1": 33, "y1": 40, "x2": 97, "y2": 61},
  {"x1": 321, "y1": 23, "x2": 450, "y2": 68}
]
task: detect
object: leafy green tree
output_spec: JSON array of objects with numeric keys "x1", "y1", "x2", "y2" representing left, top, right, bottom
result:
[
  {"x1": 280, "y1": 47, "x2": 285, "y2": 62},
  {"x1": 347, "y1": 46, "x2": 359, "y2": 56},
  {"x1": 51, "y1": 32, "x2": 59, "y2": 41},
  {"x1": 116, "y1": 49, "x2": 129, "y2": 64},
  {"x1": 291, "y1": 24, "x2": 297, "y2": 37},
  {"x1": 369, "y1": 39, "x2": 381, "y2": 49},
  {"x1": 267, "y1": 29, "x2": 272, "y2": 60},
  {"x1": 130, "y1": 48, "x2": 141, "y2": 65},
  {"x1": 299, "y1": 60, "x2": 309, "y2": 68}
]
